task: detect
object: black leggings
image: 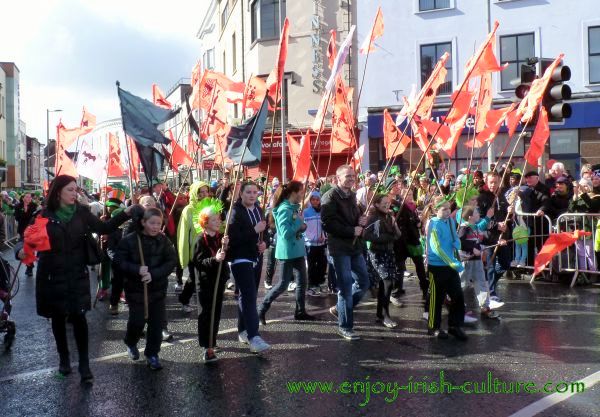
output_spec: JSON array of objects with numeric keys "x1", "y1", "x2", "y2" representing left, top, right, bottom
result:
[
  {"x1": 51, "y1": 313, "x2": 89, "y2": 369},
  {"x1": 377, "y1": 279, "x2": 394, "y2": 319}
]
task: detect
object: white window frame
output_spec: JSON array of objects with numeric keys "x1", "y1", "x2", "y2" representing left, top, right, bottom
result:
[
  {"x1": 415, "y1": 36, "x2": 457, "y2": 98},
  {"x1": 414, "y1": 0, "x2": 455, "y2": 14},
  {"x1": 582, "y1": 19, "x2": 600, "y2": 87},
  {"x1": 495, "y1": 26, "x2": 541, "y2": 96}
]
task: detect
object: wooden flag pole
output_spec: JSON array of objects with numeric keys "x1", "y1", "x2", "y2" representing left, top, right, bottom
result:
[
  {"x1": 136, "y1": 234, "x2": 149, "y2": 321},
  {"x1": 209, "y1": 145, "x2": 249, "y2": 350},
  {"x1": 262, "y1": 82, "x2": 281, "y2": 213},
  {"x1": 315, "y1": 90, "x2": 333, "y2": 181}
]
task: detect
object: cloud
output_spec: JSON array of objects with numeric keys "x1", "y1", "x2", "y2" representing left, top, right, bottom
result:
[{"x1": 3, "y1": 0, "x2": 205, "y2": 143}]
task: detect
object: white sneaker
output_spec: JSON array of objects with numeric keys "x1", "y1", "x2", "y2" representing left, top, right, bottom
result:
[
  {"x1": 307, "y1": 287, "x2": 321, "y2": 297},
  {"x1": 489, "y1": 299, "x2": 505, "y2": 310},
  {"x1": 174, "y1": 284, "x2": 183, "y2": 293},
  {"x1": 249, "y1": 336, "x2": 270, "y2": 353},
  {"x1": 403, "y1": 271, "x2": 411, "y2": 277},
  {"x1": 227, "y1": 281, "x2": 235, "y2": 290},
  {"x1": 264, "y1": 282, "x2": 273, "y2": 290},
  {"x1": 287, "y1": 282, "x2": 297, "y2": 292},
  {"x1": 422, "y1": 312, "x2": 429, "y2": 320},
  {"x1": 181, "y1": 304, "x2": 194, "y2": 313},
  {"x1": 464, "y1": 313, "x2": 478, "y2": 324},
  {"x1": 238, "y1": 331, "x2": 249, "y2": 344}
]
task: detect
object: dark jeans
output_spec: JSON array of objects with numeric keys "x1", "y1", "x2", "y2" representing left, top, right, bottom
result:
[
  {"x1": 377, "y1": 279, "x2": 394, "y2": 319},
  {"x1": 124, "y1": 297, "x2": 166, "y2": 357},
  {"x1": 427, "y1": 265, "x2": 465, "y2": 330},
  {"x1": 306, "y1": 246, "x2": 327, "y2": 287},
  {"x1": 231, "y1": 257, "x2": 262, "y2": 339},
  {"x1": 332, "y1": 253, "x2": 370, "y2": 330},
  {"x1": 265, "y1": 246, "x2": 277, "y2": 286},
  {"x1": 110, "y1": 265, "x2": 124, "y2": 307},
  {"x1": 51, "y1": 313, "x2": 89, "y2": 371},
  {"x1": 179, "y1": 263, "x2": 197, "y2": 305},
  {"x1": 484, "y1": 245, "x2": 511, "y2": 297},
  {"x1": 260, "y1": 257, "x2": 307, "y2": 315},
  {"x1": 197, "y1": 274, "x2": 226, "y2": 348}
]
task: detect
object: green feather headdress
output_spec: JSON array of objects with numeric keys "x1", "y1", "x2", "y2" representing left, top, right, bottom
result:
[
  {"x1": 455, "y1": 185, "x2": 480, "y2": 208},
  {"x1": 192, "y1": 198, "x2": 224, "y2": 233}
]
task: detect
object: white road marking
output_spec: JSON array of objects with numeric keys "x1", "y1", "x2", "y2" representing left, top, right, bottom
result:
[{"x1": 508, "y1": 369, "x2": 600, "y2": 417}]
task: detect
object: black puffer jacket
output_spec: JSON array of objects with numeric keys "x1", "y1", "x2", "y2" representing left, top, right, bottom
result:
[
  {"x1": 321, "y1": 186, "x2": 364, "y2": 256},
  {"x1": 35, "y1": 205, "x2": 130, "y2": 318},
  {"x1": 226, "y1": 200, "x2": 267, "y2": 262},
  {"x1": 114, "y1": 232, "x2": 177, "y2": 304},
  {"x1": 193, "y1": 232, "x2": 230, "y2": 284}
]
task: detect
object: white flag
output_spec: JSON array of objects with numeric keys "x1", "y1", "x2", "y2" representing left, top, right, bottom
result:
[
  {"x1": 325, "y1": 25, "x2": 356, "y2": 93},
  {"x1": 76, "y1": 139, "x2": 107, "y2": 184}
]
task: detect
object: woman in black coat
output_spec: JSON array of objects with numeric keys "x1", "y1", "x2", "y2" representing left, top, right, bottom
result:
[
  {"x1": 15, "y1": 192, "x2": 38, "y2": 276},
  {"x1": 20, "y1": 175, "x2": 139, "y2": 383}
]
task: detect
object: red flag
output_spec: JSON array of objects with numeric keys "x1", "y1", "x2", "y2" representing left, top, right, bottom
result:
[
  {"x1": 152, "y1": 83, "x2": 172, "y2": 109},
  {"x1": 474, "y1": 104, "x2": 515, "y2": 146},
  {"x1": 23, "y1": 216, "x2": 51, "y2": 264},
  {"x1": 266, "y1": 17, "x2": 290, "y2": 104},
  {"x1": 168, "y1": 130, "x2": 193, "y2": 171},
  {"x1": 524, "y1": 107, "x2": 550, "y2": 167},
  {"x1": 126, "y1": 135, "x2": 140, "y2": 182},
  {"x1": 517, "y1": 54, "x2": 564, "y2": 123},
  {"x1": 359, "y1": 6, "x2": 384, "y2": 54},
  {"x1": 292, "y1": 131, "x2": 313, "y2": 183},
  {"x1": 534, "y1": 230, "x2": 591, "y2": 276},
  {"x1": 107, "y1": 133, "x2": 126, "y2": 177},
  {"x1": 411, "y1": 52, "x2": 450, "y2": 120},
  {"x1": 411, "y1": 119, "x2": 434, "y2": 164},
  {"x1": 187, "y1": 132, "x2": 196, "y2": 154},
  {"x1": 506, "y1": 108, "x2": 520, "y2": 138},
  {"x1": 243, "y1": 76, "x2": 268, "y2": 116},
  {"x1": 383, "y1": 109, "x2": 411, "y2": 159},
  {"x1": 444, "y1": 89, "x2": 474, "y2": 157},
  {"x1": 330, "y1": 77, "x2": 355, "y2": 153},
  {"x1": 327, "y1": 30, "x2": 337, "y2": 70},
  {"x1": 55, "y1": 122, "x2": 79, "y2": 178},
  {"x1": 311, "y1": 87, "x2": 333, "y2": 133},
  {"x1": 464, "y1": 21, "x2": 507, "y2": 79},
  {"x1": 475, "y1": 73, "x2": 493, "y2": 133},
  {"x1": 350, "y1": 144, "x2": 365, "y2": 170},
  {"x1": 191, "y1": 62, "x2": 202, "y2": 87},
  {"x1": 80, "y1": 107, "x2": 96, "y2": 135}
]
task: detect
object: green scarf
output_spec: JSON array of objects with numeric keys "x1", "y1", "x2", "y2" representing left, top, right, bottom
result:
[{"x1": 56, "y1": 204, "x2": 77, "y2": 223}]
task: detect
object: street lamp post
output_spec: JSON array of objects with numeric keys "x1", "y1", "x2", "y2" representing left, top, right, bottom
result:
[{"x1": 46, "y1": 108, "x2": 62, "y2": 184}]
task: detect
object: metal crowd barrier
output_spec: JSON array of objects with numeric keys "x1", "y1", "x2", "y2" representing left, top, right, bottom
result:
[
  {"x1": 511, "y1": 211, "x2": 554, "y2": 282},
  {"x1": 3, "y1": 215, "x2": 19, "y2": 249},
  {"x1": 555, "y1": 213, "x2": 600, "y2": 288}
]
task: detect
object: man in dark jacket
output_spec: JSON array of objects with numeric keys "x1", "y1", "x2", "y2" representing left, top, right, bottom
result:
[
  {"x1": 321, "y1": 165, "x2": 368, "y2": 341},
  {"x1": 544, "y1": 176, "x2": 571, "y2": 220},
  {"x1": 477, "y1": 172, "x2": 510, "y2": 302},
  {"x1": 521, "y1": 171, "x2": 551, "y2": 267}
]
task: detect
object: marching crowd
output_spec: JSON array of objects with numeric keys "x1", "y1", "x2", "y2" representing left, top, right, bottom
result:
[{"x1": 9, "y1": 159, "x2": 600, "y2": 384}]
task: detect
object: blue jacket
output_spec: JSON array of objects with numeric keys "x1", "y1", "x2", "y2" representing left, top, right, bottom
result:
[
  {"x1": 302, "y1": 205, "x2": 325, "y2": 246},
  {"x1": 427, "y1": 216, "x2": 463, "y2": 272},
  {"x1": 274, "y1": 200, "x2": 306, "y2": 260}
]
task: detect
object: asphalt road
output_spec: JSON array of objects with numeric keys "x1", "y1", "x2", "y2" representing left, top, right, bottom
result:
[{"x1": 1, "y1": 256, "x2": 599, "y2": 417}]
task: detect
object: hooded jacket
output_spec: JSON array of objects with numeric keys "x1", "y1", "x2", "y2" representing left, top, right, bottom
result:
[
  {"x1": 177, "y1": 181, "x2": 208, "y2": 268},
  {"x1": 426, "y1": 216, "x2": 463, "y2": 272},
  {"x1": 226, "y1": 200, "x2": 266, "y2": 262},
  {"x1": 303, "y1": 205, "x2": 325, "y2": 246},
  {"x1": 273, "y1": 199, "x2": 306, "y2": 260},
  {"x1": 321, "y1": 186, "x2": 364, "y2": 256}
]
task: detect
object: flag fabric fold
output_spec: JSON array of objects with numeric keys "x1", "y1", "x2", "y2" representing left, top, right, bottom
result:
[
  {"x1": 55, "y1": 122, "x2": 80, "y2": 178},
  {"x1": 517, "y1": 54, "x2": 564, "y2": 123},
  {"x1": 325, "y1": 25, "x2": 356, "y2": 93},
  {"x1": 226, "y1": 99, "x2": 269, "y2": 166},
  {"x1": 327, "y1": 30, "x2": 337, "y2": 70},
  {"x1": 152, "y1": 83, "x2": 173, "y2": 109},
  {"x1": 76, "y1": 139, "x2": 107, "y2": 183},
  {"x1": 383, "y1": 109, "x2": 411, "y2": 159},
  {"x1": 533, "y1": 230, "x2": 591, "y2": 276},
  {"x1": 524, "y1": 107, "x2": 550, "y2": 167},
  {"x1": 135, "y1": 142, "x2": 165, "y2": 185},
  {"x1": 359, "y1": 6, "x2": 384, "y2": 54},
  {"x1": 266, "y1": 17, "x2": 290, "y2": 104},
  {"x1": 350, "y1": 144, "x2": 365, "y2": 170},
  {"x1": 291, "y1": 131, "x2": 313, "y2": 183},
  {"x1": 330, "y1": 77, "x2": 355, "y2": 153},
  {"x1": 107, "y1": 132, "x2": 127, "y2": 177},
  {"x1": 23, "y1": 216, "x2": 51, "y2": 265},
  {"x1": 80, "y1": 107, "x2": 96, "y2": 135},
  {"x1": 117, "y1": 85, "x2": 178, "y2": 146}
]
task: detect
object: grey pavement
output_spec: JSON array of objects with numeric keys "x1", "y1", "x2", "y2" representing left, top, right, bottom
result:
[{"x1": 1, "y1": 256, "x2": 599, "y2": 417}]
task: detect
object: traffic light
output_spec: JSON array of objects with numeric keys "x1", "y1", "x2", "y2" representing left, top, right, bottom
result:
[
  {"x1": 515, "y1": 61, "x2": 537, "y2": 99},
  {"x1": 540, "y1": 58, "x2": 572, "y2": 122}
]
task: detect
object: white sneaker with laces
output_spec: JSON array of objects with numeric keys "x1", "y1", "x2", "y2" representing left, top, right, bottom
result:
[
  {"x1": 238, "y1": 331, "x2": 249, "y2": 344},
  {"x1": 489, "y1": 299, "x2": 505, "y2": 309},
  {"x1": 287, "y1": 282, "x2": 297, "y2": 292},
  {"x1": 422, "y1": 312, "x2": 429, "y2": 320},
  {"x1": 264, "y1": 282, "x2": 273, "y2": 290},
  {"x1": 249, "y1": 336, "x2": 270, "y2": 353}
]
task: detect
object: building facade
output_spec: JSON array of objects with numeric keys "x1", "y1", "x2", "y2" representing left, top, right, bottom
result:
[
  {"x1": 197, "y1": 0, "x2": 358, "y2": 180},
  {"x1": 357, "y1": 0, "x2": 600, "y2": 178},
  {"x1": 25, "y1": 135, "x2": 41, "y2": 188},
  {"x1": 0, "y1": 65, "x2": 7, "y2": 187},
  {"x1": 0, "y1": 63, "x2": 21, "y2": 187}
]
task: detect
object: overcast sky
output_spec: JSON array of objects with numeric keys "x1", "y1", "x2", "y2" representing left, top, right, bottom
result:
[{"x1": 2, "y1": 0, "x2": 207, "y2": 144}]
